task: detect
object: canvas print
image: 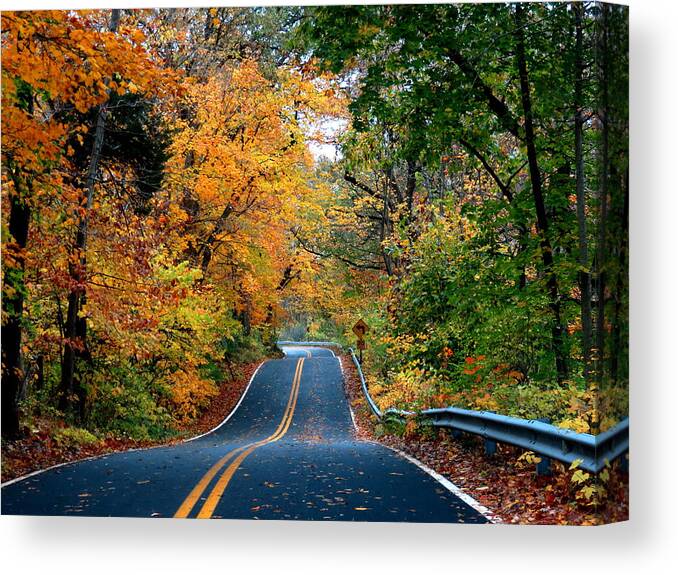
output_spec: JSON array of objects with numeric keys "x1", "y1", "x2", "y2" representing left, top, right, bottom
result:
[{"x1": 1, "y1": 2, "x2": 628, "y2": 525}]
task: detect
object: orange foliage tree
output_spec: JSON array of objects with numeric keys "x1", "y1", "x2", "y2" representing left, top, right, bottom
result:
[{"x1": 1, "y1": 9, "x2": 345, "y2": 438}]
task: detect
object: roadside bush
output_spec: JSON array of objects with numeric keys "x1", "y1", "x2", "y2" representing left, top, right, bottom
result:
[{"x1": 53, "y1": 427, "x2": 100, "y2": 448}]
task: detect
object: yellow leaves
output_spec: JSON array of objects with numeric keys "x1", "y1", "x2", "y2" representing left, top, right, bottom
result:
[
  {"x1": 577, "y1": 483, "x2": 606, "y2": 505},
  {"x1": 161, "y1": 58, "x2": 342, "y2": 329},
  {"x1": 566, "y1": 457, "x2": 609, "y2": 505},
  {"x1": 169, "y1": 368, "x2": 218, "y2": 423},
  {"x1": 404, "y1": 416, "x2": 419, "y2": 439},
  {"x1": 473, "y1": 392, "x2": 499, "y2": 412},
  {"x1": 358, "y1": 23, "x2": 382, "y2": 38},
  {"x1": 517, "y1": 451, "x2": 542, "y2": 466},
  {"x1": 570, "y1": 469, "x2": 590, "y2": 485},
  {"x1": 563, "y1": 418, "x2": 591, "y2": 434}
]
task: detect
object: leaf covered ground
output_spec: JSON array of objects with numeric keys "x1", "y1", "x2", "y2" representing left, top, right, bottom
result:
[{"x1": 341, "y1": 353, "x2": 628, "y2": 526}]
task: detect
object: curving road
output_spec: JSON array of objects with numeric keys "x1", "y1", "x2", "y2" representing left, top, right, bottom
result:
[{"x1": 1, "y1": 346, "x2": 490, "y2": 523}]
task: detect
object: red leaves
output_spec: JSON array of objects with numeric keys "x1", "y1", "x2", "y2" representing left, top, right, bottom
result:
[{"x1": 462, "y1": 355, "x2": 485, "y2": 375}]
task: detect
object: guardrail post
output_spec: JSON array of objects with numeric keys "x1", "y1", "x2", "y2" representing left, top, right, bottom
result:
[
  {"x1": 536, "y1": 418, "x2": 552, "y2": 475},
  {"x1": 483, "y1": 411, "x2": 497, "y2": 455},
  {"x1": 451, "y1": 429, "x2": 463, "y2": 440},
  {"x1": 484, "y1": 439, "x2": 497, "y2": 456},
  {"x1": 619, "y1": 453, "x2": 629, "y2": 474}
]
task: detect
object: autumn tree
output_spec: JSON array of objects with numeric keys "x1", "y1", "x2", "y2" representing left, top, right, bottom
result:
[
  {"x1": 2, "y1": 8, "x2": 344, "y2": 438},
  {"x1": 296, "y1": 2, "x2": 628, "y2": 430},
  {"x1": 2, "y1": 10, "x2": 172, "y2": 434}
]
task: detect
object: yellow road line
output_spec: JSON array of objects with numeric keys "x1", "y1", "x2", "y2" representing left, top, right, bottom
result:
[
  {"x1": 196, "y1": 358, "x2": 304, "y2": 518},
  {"x1": 174, "y1": 358, "x2": 303, "y2": 519}
]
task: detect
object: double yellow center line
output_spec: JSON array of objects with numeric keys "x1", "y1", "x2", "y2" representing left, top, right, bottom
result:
[{"x1": 174, "y1": 358, "x2": 305, "y2": 519}]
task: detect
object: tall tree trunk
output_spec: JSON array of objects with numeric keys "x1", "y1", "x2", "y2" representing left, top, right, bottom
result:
[
  {"x1": 381, "y1": 170, "x2": 395, "y2": 276},
  {"x1": 1, "y1": 177, "x2": 31, "y2": 438},
  {"x1": 60, "y1": 9, "x2": 120, "y2": 419},
  {"x1": 594, "y1": 4, "x2": 610, "y2": 401},
  {"x1": 240, "y1": 299, "x2": 252, "y2": 336},
  {"x1": 2, "y1": 85, "x2": 35, "y2": 439},
  {"x1": 514, "y1": 3, "x2": 568, "y2": 383},
  {"x1": 198, "y1": 203, "x2": 234, "y2": 277},
  {"x1": 574, "y1": 2, "x2": 593, "y2": 383},
  {"x1": 610, "y1": 168, "x2": 628, "y2": 386},
  {"x1": 600, "y1": 4, "x2": 629, "y2": 390},
  {"x1": 405, "y1": 159, "x2": 416, "y2": 218}
]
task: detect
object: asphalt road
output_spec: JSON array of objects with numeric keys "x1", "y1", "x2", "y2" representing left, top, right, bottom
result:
[{"x1": 1, "y1": 346, "x2": 489, "y2": 523}]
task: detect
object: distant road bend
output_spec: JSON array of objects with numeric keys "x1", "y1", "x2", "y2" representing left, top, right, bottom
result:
[{"x1": 1, "y1": 346, "x2": 490, "y2": 522}]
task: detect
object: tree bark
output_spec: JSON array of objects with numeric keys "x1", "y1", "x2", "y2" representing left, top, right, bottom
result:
[
  {"x1": 60, "y1": 9, "x2": 120, "y2": 419},
  {"x1": 610, "y1": 167, "x2": 628, "y2": 386},
  {"x1": 1, "y1": 83, "x2": 35, "y2": 439},
  {"x1": 381, "y1": 171, "x2": 396, "y2": 275},
  {"x1": 1, "y1": 179, "x2": 31, "y2": 438},
  {"x1": 514, "y1": 3, "x2": 568, "y2": 383},
  {"x1": 198, "y1": 203, "x2": 234, "y2": 276},
  {"x1": 594, "y1": 3, "x2": 610, "y2": 399},
  {"x1": 574, "y1": 2, "x2": 593, "y2": 383}
]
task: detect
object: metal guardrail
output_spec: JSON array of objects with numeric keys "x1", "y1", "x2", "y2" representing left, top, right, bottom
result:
[
  {"x1": 275, "y1": 342, "x2": 629, "y2": 474},
  {"x1": 348, "y1": 348, "x2": 628, "y2": 474},
  {"x1": 422, "y1": 407, "x2": 628, "y2": 474},
  {"x1": 349, "y1": 348, "x2": 383, "y2": 419}
]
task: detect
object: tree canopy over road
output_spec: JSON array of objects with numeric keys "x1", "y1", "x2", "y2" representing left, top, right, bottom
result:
[{"x1": 2, "y1": 3, "x2": 628, "y2": 454}]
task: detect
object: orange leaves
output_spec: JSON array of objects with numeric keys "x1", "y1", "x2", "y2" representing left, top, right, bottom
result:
[
  {"x1": 2, "y1": 10, "x2": 178, "y2": 181},
  {"x1": 1, "y1": 9, "x2": 344, "y2": 436},
  {"x1": 169, "y1": 368, "x2": 218, "y2": 423},
  {"x1": 163, "y1": 58, "x2": 340, "y2": 328}
]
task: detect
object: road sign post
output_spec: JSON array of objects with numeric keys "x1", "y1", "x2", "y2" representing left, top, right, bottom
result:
[{"x1": 357, "y1": 338, "x2": 366, "y2": 363}]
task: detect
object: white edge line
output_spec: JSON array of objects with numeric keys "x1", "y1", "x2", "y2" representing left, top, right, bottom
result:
[
  {"x1": 347, "y1": 404, "x2": 359, "y2": 436},
  {"x1": 380, "y1": 444, "x2": 502, "y2": 524},
  {"x1": 1, "y1": 451, "x2": 124, "y2": 489},
  {"x1": 184, "y1": 360, "x2": 265, "y2": 442},
  {"x1": 338, "y1": 353, "x2": 500, "y2": 525},
  {"x1": 339, "y1": 356, "x2": 360, "y2": 432},
  {"x1": 1, "y1": 359, "x2": 268, "y2": 489}
]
